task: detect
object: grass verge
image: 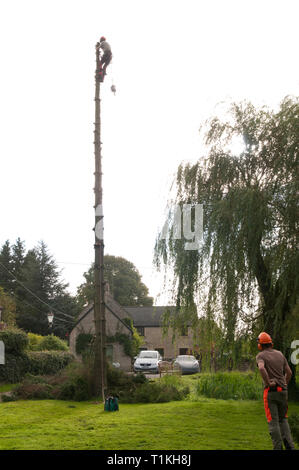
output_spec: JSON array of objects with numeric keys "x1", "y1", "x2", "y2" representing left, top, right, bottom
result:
[{"x1": 0, "y1": 398, "x2": 298, "y2": 450}]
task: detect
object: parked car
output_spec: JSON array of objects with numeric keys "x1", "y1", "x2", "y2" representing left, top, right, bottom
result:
[
  {"x1": 173, "y1": 355, "x2": 200, "y2": 375},
  {"x1": 134, "y1": 350, "x2": 162, "y2": 374}
]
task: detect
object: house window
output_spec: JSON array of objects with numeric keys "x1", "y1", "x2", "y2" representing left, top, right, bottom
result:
[
  {"x1": 180, "y1": 326, "x2": 188, "y2": 336},
  {"x1": 155, "y1": 348, "x2": 164, "y2": 358},
  {"x1": 136, "y1": 327, "x2": 145, "y2": 336},
  {"x1": 106, "y1": 344, "x2": 113, "y2": 363},
  {"x1": 179, "y1": 348, "x2": 188, "y2": 355}
]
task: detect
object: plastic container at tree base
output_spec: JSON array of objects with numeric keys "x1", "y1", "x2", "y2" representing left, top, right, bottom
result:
[{"x1": 104, "y1": 396, "x2": 119, "y2": 412}]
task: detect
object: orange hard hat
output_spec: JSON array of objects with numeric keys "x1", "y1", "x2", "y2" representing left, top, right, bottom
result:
[{"x1": 257, "y1": 332, "x2": 273, "y2": 350}]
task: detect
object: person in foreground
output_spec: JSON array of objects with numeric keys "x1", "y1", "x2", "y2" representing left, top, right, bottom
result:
[{"x1": 256, "y1": 332, "x2": 295, "y2": 450}]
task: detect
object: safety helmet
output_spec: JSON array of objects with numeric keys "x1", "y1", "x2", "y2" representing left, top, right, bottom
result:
[
  {"x1": 100, "y1": 36, "x2": 106, "y2": 42},
  {"x1": 257, "y1": 332, "x2": 273, "y2": 350}
]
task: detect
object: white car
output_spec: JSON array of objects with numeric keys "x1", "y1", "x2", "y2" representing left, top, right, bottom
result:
[
  {"x1": 173, "y1": 355, "x2": 200, "y2": 374},
  {"x1": 134, "y1": 350, "x2": 162, "y2": 374}
]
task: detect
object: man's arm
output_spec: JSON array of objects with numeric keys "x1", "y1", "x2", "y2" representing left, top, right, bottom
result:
[
  {"x1": 285, "y1": 363, "x2": 292, "y2": 385},
  {"x1": 257, "y1": 361, "x2": 275, "y2": 388}
]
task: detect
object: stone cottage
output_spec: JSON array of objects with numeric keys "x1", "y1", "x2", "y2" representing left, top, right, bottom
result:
[
  {"x1": 69, "y1": 289, "x2": 134, "y2": 371},
  {"x1": 70, "y1": 293, "x2": 197, "y2": 370},
  {"x1": 124, "y1": 306, "x2": 196, "y2": 361}
]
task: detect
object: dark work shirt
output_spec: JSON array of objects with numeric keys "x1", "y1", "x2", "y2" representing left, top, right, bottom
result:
[{"x1": 256, "y1": 348, "x2": 289, "y2": 389}]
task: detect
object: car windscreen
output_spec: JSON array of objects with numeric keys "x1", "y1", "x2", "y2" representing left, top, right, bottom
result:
[
  {"x1": 177, "y1": 356, "x2": 196, "y2": 361},
  {"x1": 139, "y1": 352, "x2": 158, "y2": 359}
]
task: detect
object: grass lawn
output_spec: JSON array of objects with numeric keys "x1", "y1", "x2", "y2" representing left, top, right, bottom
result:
[
  {"x1": 1, "y1": 398, "x2": 298, "y2": 450},
  {"x1": 0, "y1": 383, "x2": 17, "y2": 393}
]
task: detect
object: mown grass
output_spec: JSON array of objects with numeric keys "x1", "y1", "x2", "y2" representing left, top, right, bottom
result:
[
  {"x1": 0, "y1": 398, "x2": 298, "y2": 450},
  {"x1": 0, "y1": 383, "x2": 18, "y2": 393},
  {"x1": 1, "y1": 372, "x2": 298, "y2": 450}
]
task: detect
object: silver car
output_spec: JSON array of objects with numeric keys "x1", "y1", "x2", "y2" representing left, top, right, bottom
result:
[
  {"x1": 173, "y1": 355, "x2": 200, "y2": 375},
  {"x1": 134, "y1": 350, "x2": 162, "y2": 374}
]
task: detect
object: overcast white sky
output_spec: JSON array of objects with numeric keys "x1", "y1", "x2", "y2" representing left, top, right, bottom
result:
[{"x1": 0, "y1": 0, "x2": 298, "y2": 304}]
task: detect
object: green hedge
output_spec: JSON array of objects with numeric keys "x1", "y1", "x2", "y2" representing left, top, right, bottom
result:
[
  {"x1": 0, "y1": 353, "x2": 30, "y2": 383},
  {"x1": 27, "y1": 351, "x2": 73, "y2": 376},
  {"x1": 0, "y1": 351, "x2": 74, "y2": 383},
  {"x1": 0, "y1": 328, "x2": 28, "y2": 354},
  {"x1": 37, "y1": 334, "x2": 69, "y2": 352}
]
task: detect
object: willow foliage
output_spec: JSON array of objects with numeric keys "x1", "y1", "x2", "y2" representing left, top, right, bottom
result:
[{"x1": 155, "y1": 97, "x2": 299, "y2": 354}]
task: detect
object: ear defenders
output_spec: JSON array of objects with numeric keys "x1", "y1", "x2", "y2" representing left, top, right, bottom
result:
[{"x1": 257, "y1": 332, "x2": 273, "y2": 350}]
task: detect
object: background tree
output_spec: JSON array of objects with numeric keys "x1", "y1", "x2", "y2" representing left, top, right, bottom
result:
[
  {"x1": 77, "y1": 255, "x2": 154, "y2": 307},
  {"x1": 0, "y1": 240, "x2": 14, "y2": 293},
  {"x1": 155, "y1": 97, "x2": 299, "y2": 369},
  {"x1": 0, "y1": 287, "x2": 16, "y2": 326},
  {"x1": 0, "y1": 239, "x2": 77, "y2": 336}
]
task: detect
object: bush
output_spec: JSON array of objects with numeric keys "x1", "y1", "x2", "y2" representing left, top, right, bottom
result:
[
  {"x1": 27, "y1": 351, "x2": 73, "y2": 375},
  {"x1": 195, "y1": 372, "x2": 263, "y2": 400},
  {"x1": 14, "y1": 363, "x2": 91, "y2": 401},
  {"x1": 75, "y1": 333, "x2": 94, "y2": 355},
  {"x1": 1, "y1": 393, "x2": 16, "y2": 402},
  {"x1": 119, "y1": 382, "x2": 189, "y2": 404},
  {"x1": 15, "y1": 382, "x2": 54, "y2": 400},
  {"x1": 0, "y1": 352, "x2": 30, "y2": 383},
  {"x1": 10, "y1": 362, "x2": 189, "y2": 404},
  {"x1": 288, "y1": 413, "x2": 299, "y2": 445},
  {"x1": 0, "y1": 351, "x2": 73, "y2": 383},
  {"x1": 27, "y1": 333, "x2": 44, "y2": 351},
  {"x1": 56, "y1": 376, "x2": 90, "y2": 401},
  {"x1": 37, "y1": 334, "x2": 69, "y2": 351},
  {"x1": 0, "y1": 328, "x2": 28, "y2": 355}
]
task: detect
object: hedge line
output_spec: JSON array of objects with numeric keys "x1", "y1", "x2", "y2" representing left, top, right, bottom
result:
[
  {"x1": 0, "y1": 351, "x2": 74, "y2": 383},
  {"x1": 0, "y1": 328, "x2": 73, "y2": 383}
]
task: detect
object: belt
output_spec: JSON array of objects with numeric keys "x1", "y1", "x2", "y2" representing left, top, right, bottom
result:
[{"x1": 265, "y1": 385, "x2": 286, "y2": 392}]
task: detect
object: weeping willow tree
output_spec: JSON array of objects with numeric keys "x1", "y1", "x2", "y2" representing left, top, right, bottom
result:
[{"x1": 154, "y1": 97, "x2": 299, "y2": 363}]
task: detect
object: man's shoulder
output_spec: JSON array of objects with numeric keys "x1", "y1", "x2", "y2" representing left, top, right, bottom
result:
[
  {"x1": 272, "y1": 349, "x2": 285, "y2": 358},
  {"x1": 256, "y1": 351, "x2": 265, "y2": 362}
]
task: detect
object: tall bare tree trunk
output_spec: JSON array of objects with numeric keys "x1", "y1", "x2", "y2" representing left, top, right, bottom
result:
[{"x1": 93, "y1": 44, "x2": 106, "y2": 400}]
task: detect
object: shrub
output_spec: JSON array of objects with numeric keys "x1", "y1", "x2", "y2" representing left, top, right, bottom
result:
[
  {"x1": 195, "y1": 372, "x2": 263, "y2": 400},
  {"x1": 27, "y1": 351, "x2": 73, "y2": 375},
  {"x1": 119, "y1": 382, "x2": 189, "y2": 404},
  {"x1": 38, "y1": 334, "x2": 68, "y2": 351},
  {"x1": 14, "y1": 363, "x2": 91, "y2": 401},
  {"x1": 27, "y1": 333, "x2": 44, "y2": 351},
  {"x1": 0, "y1": 350, "x2": 73, "y2": 383},
  {"x1": 15, "y1": 382, "x2": 54, "y2": 400},
  {"x1": 1, "y1": 393, "x2": 17, "y2": 402},
  {"x1": 0, "y1": 328, "x2": 28, "y2": 355},
  {"x1": 288, "y1": 413, "x2": 299, "y2": 445},
  {"x1": 75, "y1": 333, "x2": 94, "y2": 355},
  {"x1": 0, "y1": 352, "x2": 30, "y2": 383},
  {"x1": 106, "y1": 363, "x2": 135, "y2": 387},
  {"x1": 10, "y1": 362, "x2": 189, "y2": 404},
  {"x1": 56, "y1": 375, "x2": 90, "y2": 401}
]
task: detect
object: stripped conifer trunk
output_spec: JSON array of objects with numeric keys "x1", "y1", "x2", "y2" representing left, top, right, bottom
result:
[{"x1": 93, "y1": 44, "x2": 106, "y2": 400}]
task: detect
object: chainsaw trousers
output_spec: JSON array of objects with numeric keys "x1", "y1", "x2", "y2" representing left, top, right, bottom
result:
[{"x1": 263, "y1": 388, "x2": 295, "y2": 450}]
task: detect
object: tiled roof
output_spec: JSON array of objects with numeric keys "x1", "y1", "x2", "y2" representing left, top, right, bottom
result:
[{"x1": 123, "y1": 306, "x2": 176, "y2": 327}]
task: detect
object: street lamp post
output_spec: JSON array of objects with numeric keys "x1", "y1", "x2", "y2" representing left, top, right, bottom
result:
[
  {"x1": 47, "y1": 312, "x2": 54, "y2": 330},
  {"x1": 0, "y1": 305, "x2": 5, "y2": 330}
]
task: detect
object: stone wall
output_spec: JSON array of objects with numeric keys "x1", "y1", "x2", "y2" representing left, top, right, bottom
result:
[
  {"x1": 69, "y1": 293, "x2": 133, "y2": 371},
  {"x1": 139, "y1": 326, "x2": 196, "y2": 360}
]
